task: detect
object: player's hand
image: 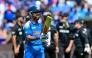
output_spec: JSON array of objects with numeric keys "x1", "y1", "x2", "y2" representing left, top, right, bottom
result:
[
  {"x1": 91, "y1": 46, "x2": 92, "y2": 50},
  {"x1": 14, "y1": 48, "x2": 19, "y2": 55},
  {"x1": 35, "y1": 36, "x2": 40, "y2": 39},
  {"x1": 35, "y1": 35, "x2": 48, "y2": 40},
  {"x1": 55, "y1": 47, "x2": 59, "y2": 53},
  {"x1": 65, "y1": 47, "x2": 71, "y2": 53},
  {"x1": 84, "y1": 44, "x2": 90, "y2": 54},
  {"x1": 40, "y1": 36, "x2": 48, "y2": 39},
  {"x1": 61, "y1": 20, "x2": 69, "y2": 28},
  {"x1": 40, "y1": 35, "x2": 48, "y2": 39},
  {"x1": 88, "y1": 50, "x2": 91, "y2": 55}
]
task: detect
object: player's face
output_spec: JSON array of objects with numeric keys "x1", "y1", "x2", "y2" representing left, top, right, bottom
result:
[
  {"x1": 63, "y1": 16, "x2": 68, "y2": 20},
  {"x1": 19, "y1": 17, "x2": 24, "y2": 23},
  {"x1": 75, "y1": 23, "x2": 81, "y2": 29},
  {"x1": 33, "y1": 12, "x2": 40, "y2": 20}
]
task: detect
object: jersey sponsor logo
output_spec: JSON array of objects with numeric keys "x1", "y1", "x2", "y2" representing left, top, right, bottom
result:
[
  {"x1": 18, "y1": 28, "x2": 21, "y2": 31},
  {"x1": 59, "y1": 29, "x2": 69, "y2": 33},
  {"x1": 59, "y1": 26, "x2": 63, "y2": 28},
  {"x1": 32, "y1": 27, "x2": 36, "y2": 29},
  {"x1": 82, "y1": 28, "x2": 87, "y2": 35},
  {"x1": 33, "y1": 31, "x2": 40, "y2": 34},
  {"x1": 75, "y1": 33, "x2": 79, "y2": 37},
  {"x1": 19, "y1": 32, "x2": 22, "y2": 35},
  {"x1": 11, "y1": 31, "x2": 15, "y2": 34}
]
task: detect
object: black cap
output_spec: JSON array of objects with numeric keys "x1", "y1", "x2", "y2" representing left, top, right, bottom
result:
[
  {"x1": 28, "y1": 6, "x2": 41, "y2": 13},
  {"x1": 60, "y1": 13, "x2": 69, "y2": 17},
  {"x1": 16, "y1": 15, "x2": 24, "y2": 19},
  {"x1": 74, "y1": 20, "x2": 84, "y2": 24}
]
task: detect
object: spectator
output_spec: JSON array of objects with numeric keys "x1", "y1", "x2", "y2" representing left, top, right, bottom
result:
[{"x1": 0, "y1": 0, "x2": 6, "y2": 25}]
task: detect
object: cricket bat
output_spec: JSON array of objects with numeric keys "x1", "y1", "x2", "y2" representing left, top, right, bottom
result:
[{"x1": 42, "y1": 16, "x2": 52, "y2": 36}]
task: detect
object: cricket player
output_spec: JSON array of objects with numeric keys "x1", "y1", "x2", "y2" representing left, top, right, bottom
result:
[
  {"x1": 43, "y1": 11, "x2": 59, "y2": 58},
  {"x1": 73, "y1": 20, "x2": 91, "y2": 58},
  {"x1": 56, "y1": 13, "x2": 74, "y2": 58},
  {"x1": 23, "y1": 6, "x2": 47, "y2": 58},
  {"x1": 12, "y1": 15, "x2": 25, "y2": 58}
]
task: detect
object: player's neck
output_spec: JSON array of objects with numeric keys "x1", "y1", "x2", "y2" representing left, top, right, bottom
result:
[
  {"x1": 18, "y1": 22, "x2": 22, "y2": 26},
  {"x1": 32, "y1": 19, "x2": 38, "y2": 23}
]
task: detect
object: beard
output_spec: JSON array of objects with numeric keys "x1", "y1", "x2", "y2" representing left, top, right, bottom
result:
[
  {"x1": 20, "y1": 20, "x2": 24, "y2": 24},
  {"x1": 33, "y1": 16, "x2": 40, "y2": 20}
]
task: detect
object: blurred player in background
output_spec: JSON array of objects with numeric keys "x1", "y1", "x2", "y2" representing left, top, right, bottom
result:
[
  {"x1": 11, "y1": 15, "x2": 25, "y2": 58},
  {"x1": 56, "y1": 13, "x2": 74, "y2": 58},
  {"x1": 73, "y1": 20, "x2": 91, "y2": 58},
  {"x1": 43, "y1": 11, "x2": 59, "y2": 58}
]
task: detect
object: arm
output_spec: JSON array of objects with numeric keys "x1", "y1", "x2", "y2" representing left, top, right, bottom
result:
[
  {"x1": 12, "y1": 35, "x2": 17, "y2": 50},
  {"x1": 54, "y1": 32, "x2": 59, "y2": 53},
  {"x1": 67, "y1": 40, "x2": 74, "y2": 49},
  {"x1": 80, "y1": 28, "x2": 90, "y2": 54},
  {"x1": 12, "y1": 36, "x2": 20, "y2": 55},
  {"x1": 23, "y1": 23, "x2": 40, "y2": 41},
  {"x1": 54, "y1": 32, "x2": 58, "y2": 47},
  {"x1": 26, "y1": 35, "x2": 38, "y2": 41},
  {"x1": 53, "y1": 25, "x2": 59, "y2": 53},
  {"x1": 2, "y1": 30, "x2": 11, "y2": 45},
  {"x1": 11, "y1": 28, "x2": 17, "y2": 50},
  {"x1": 2, "y1": 36, "x2": 11, "y2": 45},
  {"x1": 66, "y1": 32, "x2": 74, "y2": 53},
  {"x1": 80, "y1": 28, "x2": 89, "y2": 44}
]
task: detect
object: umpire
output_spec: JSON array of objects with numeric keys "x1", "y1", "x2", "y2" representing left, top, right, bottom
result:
[
  {"x1": 11, "y1": 15, "x2": 24, "y2": 58},
  {"x1": 73, "y1": 20, "x2": 91, "y2": 58}
]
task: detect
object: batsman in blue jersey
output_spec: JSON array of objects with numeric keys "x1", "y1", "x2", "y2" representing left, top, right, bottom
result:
[{"x1": 23, "y1": 6, "x2": 47, "y2": 58}]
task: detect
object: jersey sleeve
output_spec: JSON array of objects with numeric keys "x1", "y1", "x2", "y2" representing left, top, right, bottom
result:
[
  {"x1": 56, "y1": 24, "x2": 59, "y2": 32},
  {"x1": 23, "y1": 22, "x2": 32, "y2": 36},
  {"x1": 53, "y1": 26, "x2": 58, "y2": 33},
  {"x1": 11, "y1": 27, "x2": 17, "y2": 35},
  {"x1": 88, "y1": 29, "x2": 92, "y2": 46},
  {"x1": 80, "y1": 28, "x2": 89, "y2": 44},
  {"x1": 69, "y1": 24, "x2": 74, "y2": 40}
]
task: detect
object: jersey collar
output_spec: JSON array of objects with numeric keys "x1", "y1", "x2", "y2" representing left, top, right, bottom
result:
[{"x1": 31, "y1": 20, "x2": 39, "y2": 25}]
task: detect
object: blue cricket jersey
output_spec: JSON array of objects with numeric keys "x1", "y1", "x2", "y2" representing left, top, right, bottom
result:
[{"x1": 24, "y1": 20, "x2": 43, "y2": 46}]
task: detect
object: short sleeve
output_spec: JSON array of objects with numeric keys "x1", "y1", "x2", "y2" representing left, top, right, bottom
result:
[
  {"x1": 80, "y1": 28, "x2": 88, "y2": 38},
  {"x1": 11, "y1": 27, "x2": 17, "y2": 35},
  {"x1": 80, "y1": 28, "x2": 89, "y2": 44},
  {"x1": 53, "y1": 26, "x2": 58, "y2": 33},
  {"x1": 23, "y1": 22, "x2": 32, "y2": 36}
]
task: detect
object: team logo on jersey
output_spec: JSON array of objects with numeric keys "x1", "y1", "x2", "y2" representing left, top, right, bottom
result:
[
  {"x1": 19, "y1": 32, "x2": 22, "y2": 35},
  {"x1": 75, "y1": 33, "x2": 79, "y2": 37},
  {"x1": 59, "y1": 26, "x2": 63, "y2": 28},
  {"x1": 36, "y1": 7, "x2": 39, "y2": 10},
  {"x1": 32, "y1": 27, "x2": 36, "y2": 29},
  {"x1": 18, "y1": 28, "x2": 21, "y2": 31},
  {"x1": 59, "y1": 29, "x2": 69, "y2": 33},
  {"x1": 12, "y1": 31, "x2": 15, "y2": 34},
  {"x1": 33, "y1": 31, "x2": 40, "y2": 34}
]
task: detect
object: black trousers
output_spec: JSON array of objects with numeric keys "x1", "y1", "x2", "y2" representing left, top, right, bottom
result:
[
  {"x1": 45, "y1": 48, "x2": 56, "y2": 58},
  {"x1": 91, "y1": 49, "x2": 92, "y2": 58},
  {"x1": 13, "y1": 44, "x2": 24, "y2": 58},
  {"x1": 44, "y1": 44, "x2": 56, "y2": 58},
  {"x1": 73, "y1": 47, "x2": 89, "y2": 58},
  {"x1": 58, "y1": 46, "x2": 71, "y2": 58}
]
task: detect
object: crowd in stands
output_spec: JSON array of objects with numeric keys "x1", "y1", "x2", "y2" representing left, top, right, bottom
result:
[{"x1": 0, "y1": 0, "x2": 92, "y2": 44}]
